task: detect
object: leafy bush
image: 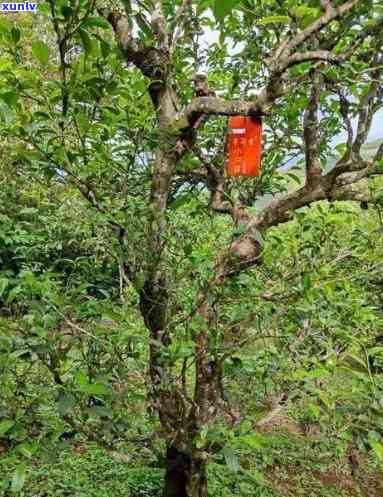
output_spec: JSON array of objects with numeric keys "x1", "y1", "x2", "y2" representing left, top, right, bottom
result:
[{"x1": 0, "y1": 448, "x2": 163, "y2": 497}]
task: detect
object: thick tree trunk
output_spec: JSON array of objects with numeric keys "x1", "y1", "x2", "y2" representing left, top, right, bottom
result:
[{"x1": 162, "y1": 446, "x2": 208, "y2": 497}]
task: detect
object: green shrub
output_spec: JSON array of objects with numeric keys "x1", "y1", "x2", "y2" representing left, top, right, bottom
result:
[{"x1": 0, "y1": 448, "x2": 163, "y2": 497}]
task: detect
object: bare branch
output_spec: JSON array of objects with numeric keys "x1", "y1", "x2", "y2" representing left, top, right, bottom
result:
[
  {"x1": 176, "y1": 96, "x2": 264, "y2": 131},
  {"x1": 338, "y1": 89, "x2": 354, "y2": 153},
  {"x1": 151, "y1": 0, "x2": 169, "y2": 50},
  {"x1": 375, "y1": 142, "x2": 383, "y2": 163},
  {"x1": 97, "y1": 5, "x2": 135, "y2": 54},
  {"x1": 97, "y1": 3, "x2": 167, "y2": 86},
  {"x1": 335, "y1": 163, "x2": 381, "y2": 186},
  {"x1": 193, "y1": 148, "x2": 233, "y2": 215},
  {"x1": 330, "y1": 184, "x2": 372, "y2": 203},
  {"x1": 352, "y1": 54, "x2": 383, "y2": 155},
  {"x1": 327, "y1": 158, "x2": 368, "y2": 182},
  {"x1": 170, "y1": 0, "x2": 191, "y2": 51},
  {"x1": 303, "y1": 72, "x2": 323, "y2": 187},
  {"x1": 320, "y1": 0, "x2": 334, "y2": 14},
  {"x1": 286, "y1": 50, "x2": 339, "y2": 66}
]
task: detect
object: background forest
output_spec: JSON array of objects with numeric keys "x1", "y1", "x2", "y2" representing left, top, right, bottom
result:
[{"x1": 0, "y1": 1, "x2": 383, "y2": 496}]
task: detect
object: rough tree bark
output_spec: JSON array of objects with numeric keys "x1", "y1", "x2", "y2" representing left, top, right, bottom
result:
[{"x1": 162, "y1": 445, "x2": 207, "y2": 497}]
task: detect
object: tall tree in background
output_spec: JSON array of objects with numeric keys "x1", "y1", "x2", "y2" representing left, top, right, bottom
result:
[{"x1": 0, "y1": 0, "x2": 383, "y2": 495}]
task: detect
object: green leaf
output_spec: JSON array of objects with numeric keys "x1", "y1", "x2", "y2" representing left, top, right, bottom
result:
[
  {"x1": 172, "y1": 194, "x2": 191, "y2": 209},
  {"x1": 57, "y1": 394, "x2": 76, "y2": 416},
  {"x1": 0, "y1": 278, "x2": 9, "y2": 297},
  {"x1": 213, "y1": 0, "x2": 239, "y2": 21},
  {"x1": 0, "y1": 419, "x2": 14, "y2": 435},
  {"x1": 0, "y1": 336, "x2": 12, "y2": 351},
  {"x1": 198, "y1": 0, "x2": 213, "y2": 14},
  {"x1": 99, "y1": 38, "x2": 111, "y2": 58},
  {"x1": 1, "y1": 91, "x2": 18, "y2": 107},
  {"x1": 335, "y1": 142, "x2": 347, "y2": 154},
  {"x1": 120, "y1": 0, "x2": 132, "y2": 12},
  {"x1": 302, "y1": 272, "x2": 312, "y2": 292},
  {"x1": 370, "y1": 439, "x2": 383, "y2": 462},
  {"x1": 347, "y1": 353, "x2": 368, "y2": 370},
  {"x1": 81, "y1": 16, "x2": 110, "y2": 30},
  {"x1": 32, "y1": 40, "x2": 49, "y2": 65},
  {"x1": 223, "y1": 447, "x2": 241, "y2": 472},
  {"x1": 292, "y1": 6, "x2": 321, "y2": 28},
  {"x1": 11, "y1": 464, "x2": 27, "y2": 493},
  {"x1": 195, "y1": 424, "x2": 209, "y2": 448},
  {"x1": 61, "y1": 5, "x2": 73, "y2": 19},
  {"x1": 0, "y1": 18, "x2": 11, "y2": 33},
  {"x1": 11, "y1": 27, "x2": 21, "y2": 44},
  {"x1": 84, "y1": 382, "x2": 110, "y2": 396},
  {"x1": 78, "y1": 29, "x2": 99, "y2": 57},
  {"x1": 307, "y1": 403, "x2": 321, "y2": 420},
  {"x1": 293, "y1": 367, "x2": 328, "y2": 380},
  {"x1": 293, "y1": 5, "x2": 319, "y2": 18},
  {"x1": 135, "y1": 14, "x2": 154, "y2": 39},
  {"x1": 79, "y1": 28, "x2": 92, "y2": 55},
  {"x1": 287, "y1": 172, "x2": 302, "y2": 185},
  {"x1": 0, "y1": 101, "x2": 15, "y2": 125},
  {"x1": 6, "y1": 285, "x2": 22, "y2": 304},
  {"x1": 134, "y1": 272, "x2": 146, "y2": 292},
  {"x1": 87, "y1": 406, "x2": 113, "y2": 418},
  {"x1": 239, "y1": 433, "x2": 267, "y2": 449},
  {"x1": 258, "y1": 15, "x2": 291, "y2": 25},
  {"x1": 10, "y1": 349, "x2": 31, "y2": 359},
  {"x1": 75, "y1": 373, "x2": 110, "y2": 396},
  {"x1": 190, "y1": 314, "x2": 207, "y2": 332},
  {"x1": 16, "y1": 442, "x2": 38, "y2": 459}
]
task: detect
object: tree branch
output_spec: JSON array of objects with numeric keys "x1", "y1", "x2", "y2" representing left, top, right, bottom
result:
[
  {"x1": 176, "y1": 96, "x2": 265, "y2": 131},
  {"x1": 303, "y1": 72, "x2": 323, "y2": 187},
  {"x1": 330, "y1": 184, "x2": 372, "y2": 203},
  {"x1": 274, "y1": 0, "x2": 359, "y2": 59},
  {"x1": 338, "y1": 88, "x2": 354, "y2": 153},
  {"x1": 352, "y1": 54, "x2": 383, "y2": 155},
  {"x1": 340, "y1": 16, "x2": 383, "y2": 61},
  {"x1": 175, "y1": 3, "x2": 360, "y2": 132},
  {"x1": 320, "y1": 0, "x2": 334, "y2": 14},
  {"x1": 286, "y1": 50, "x2": 339, "y2": 66},
  {"x1": 169, "y1": 0, "x2": 191, "y2": 52},
  {"x1": 336, "y1": 162, "x2": 382, "y2": 186},
  {"x1": 375, "y1": 142, "x2": 383, "y2": 163},
  {"x1": 151, "y1": 0, "x2": 169, "y2": 51},
  {"x1": 97, "y1": 2, "x2": 167, "y2": 86},
  {"x1": 193, "y1": 148, "x2": 233, "y2": 215}
]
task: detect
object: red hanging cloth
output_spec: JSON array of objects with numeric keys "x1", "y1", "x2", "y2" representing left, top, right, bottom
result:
[{"x1": 226, "y1": 116, "x2": 262, "y2": 177}]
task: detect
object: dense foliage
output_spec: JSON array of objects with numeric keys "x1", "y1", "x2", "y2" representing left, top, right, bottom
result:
[{"x1": 0, "y1": 1, "x2": 383, "y2": 496}]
